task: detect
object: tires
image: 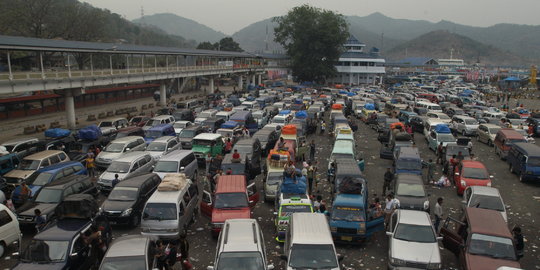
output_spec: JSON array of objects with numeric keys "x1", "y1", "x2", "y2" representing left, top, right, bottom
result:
[
  {"x1": 0, "y1": 242, "x2": 6, "y2": 258},
  {"x1": 519, "y1": 174, "x2": 526, "y2": 183}
]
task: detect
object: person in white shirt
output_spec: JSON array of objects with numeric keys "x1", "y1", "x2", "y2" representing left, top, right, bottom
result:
[{"x1": 434, "y1": 197, "x2": 444, "y2": 232}]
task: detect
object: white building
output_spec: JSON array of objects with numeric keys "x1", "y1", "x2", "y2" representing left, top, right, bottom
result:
[
  {"x1": 329, "y1": 35, "x2": 385, "y2": 85},
  {"x1": 437, "y1": 58, "x2": 465, "y2": 66}
]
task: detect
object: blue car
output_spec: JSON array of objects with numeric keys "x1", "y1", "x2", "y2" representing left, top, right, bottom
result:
[
  {"x1": 11, "y1": 161, "x2": 87, "y2": 205},
  {"x1": 144, "y1": 124, "x2": 176, "y2": 144}
]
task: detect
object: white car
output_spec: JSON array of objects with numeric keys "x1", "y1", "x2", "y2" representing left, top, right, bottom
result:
[
  {"x1": 426, "y1": 112, "x2": 452, "y2": 124},
  {"x1": 145, "y1": 136, "x2": 181, "y2": 160},
  {"x1": 0, "y1": 204, "x2": 20, "y2": 257},
  {"x1": 387, "y1": 210, "x2": 442, "y2": 269},
  {"x1": 463, "y1": 186, "x2": 508, "y2": 222},
  {"x1": 173, "y1": 121, "x2": 192, "y2": 134}
]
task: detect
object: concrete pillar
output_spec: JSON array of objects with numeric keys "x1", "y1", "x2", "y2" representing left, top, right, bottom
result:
[
  {"x1": 251, "y1": 75, "x2": 256, "y2": 86},
  {"x1": 257, "y1": 74, "x2": 262, "y2": 85},
  {"x1": 160, "y1": 83, "x2": 167, "y2": 106},
  {"x1": 65, "y1": 89, "x2": 76, "y2": 129},
  {"x1": 238, "y1": 76, "x2": 243, "y2": 90},
  {"x1": 209, "y1": 77, "x2": 215, "y2": 94}
]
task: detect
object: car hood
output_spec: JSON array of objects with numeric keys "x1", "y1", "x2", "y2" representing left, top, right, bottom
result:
[
  {"x1": 178, "y1": 138, "x2": 192, "y2": 143},
  {"x1": 391, "y1": 239, "x2": 441, "y2": 264},
  {"x1": 101, "y1": 199, "x2": 135, "y2": 212},
  {"x1": 211, "y1": 208, "x2": 250, "y2": 223},
  {"x1": 97, "y1": 152, "x2": 122, "y2": 161},
  {"x1": 465, "y1": 253, "x2": 520, "y2": 270},
  {"x1": 100, "y1": 171, "x2": 127, "y2": 182},
  {"x1": 18, "y1": 203, "x2": 58, "y2": 217},
  {"x1": 192, "y1": 145, "x2": 210, "y2": 153},
  {"x1": 13, "y1": 262, "x2": 65, "y2": 270},
  {"x1": 4, "y1": 169, "x2": 34, "y2": 180},
  {"x1": 396, "y1": 195, "x2": 427, "y2": 210}
]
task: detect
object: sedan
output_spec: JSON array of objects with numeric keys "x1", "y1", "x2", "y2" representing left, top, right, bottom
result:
[
  {"x1": 463, "y1": 186, "x2": 507, "y2": 222},
  {"x1": 454, "y1": 160, "x2": 492, "y2": 195}
]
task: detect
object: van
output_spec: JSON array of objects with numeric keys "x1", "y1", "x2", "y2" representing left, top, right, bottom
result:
[
  {"x1": 451, "y1": 115, "x2": 479, "y2": 136},
  {"x1": 192, "y1": 133, "x2": 225, "y2": 161},
  {"x1": 141, "y1": 174, "x2": 198, "y2": 239},
  {"x1": 216, "y1": 111, "x2": 236, "y2": 122},
  {"x1": 329, "y1": 140, "x2": 357, "y2": 170},
  {"x1": 234, "y1": 138, "x2": 263, "y2": 177},
  {"x1": 98, "y1": 117, "x2": 128, "y2": 134},
  {"x1": 144, "y1": 124, "x2": 176, "y2": 144},
  {"x1": 152, "y1": 150, "x2": 198, "y2": 180},
  {"x1": 99, "y1": 235, "x2": 157, "y2": 270},
  {"x1": 507, "y1": 142, "x2": 540, "y2": 182},
  {"x1": 3, "y1": 150, "x2": 69, "y2": 185},
  {"x1": 0, "y1": 204, "x2": 21, "y2": 257},
  {"x1": 1, "y1": 137, "x2": 39, "y2": 159},
  {"x1": 494, "y1": 129, "x2": 527, "y2": 160},
  {"x1": 207, "y1": 219, "x2": 274, "y2": 270},
  {"x1": 330, "y1": 158, "x2": 363, "y2": 195},
  {"x1": 416, "y1": 101, "x2": 442, "y2": 113},
  {"x1": 231, "y1": 111, "x2": 259, "y2": 133},
  {"x1": 142, "y1": 115, "x2": 175, "y2": 131},
  {"x1": 0, "y1": 153, "x2": 20, "y2": 176},
  {"x1": 394, "y1": 147, "x2": 422, "y2": 175},
  {"x1": 95, "y1": 136, "x2": 146, "y2": 168},
  {"x1": 98, "y1": 152, "x2": 155, "y2": 192},
  {"x1": 178, "y1": 125, "x2": 206, "y2": 149},
  {"x1": 282, "y1": 213, "x2": 341, "y2": 270},
  {"x1": 194, "y1": 109, "x2": 218, "y2": 125},
  {"x1": 397, "y1": 111, "x2": 418, "y2": 125},
  {"x1": 177, "y1": 99, "x2": 200, "y2": 110}
]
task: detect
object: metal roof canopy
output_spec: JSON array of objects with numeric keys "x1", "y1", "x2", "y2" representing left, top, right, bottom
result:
[{"x1": 0, "y1": 34, "x2": 256, "y2": 57}]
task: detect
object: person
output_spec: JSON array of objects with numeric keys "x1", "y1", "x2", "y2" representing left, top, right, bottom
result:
[
  {"x1": 309, "y1": 140, "x2": 316, "y2": 161},
  {"x1": 513, "y1": 226, "x2": 524, "y2": 260},
  {"x1": 205, "y1": 153, "x2": 212, "y2": 175},
  {"x1": 357, "y1": 158, "x2": 365, "y2": 172},
  {"x1": 306, "y1": 162, "x2": 315, "y2": 194},
  {"x1": 320, "y1": 120, "x2": 326, "y2": 134},
  {"x1": 436, "y1": 142, "x2": 444, "y2": 164},
  {"x1": 154, "y1": 240, "x2": 167, "y2": 270},
  {"x1": 406, "y1": 124, "x2": 414, "y2": 140},
  {"x1": 383, "y1": 167, "x2": 394, "y2": 196},
  {"x1": 449, "y1": 154, "x2": 458, "y2": 177},
  {"x1": 528, "y1": 124, "x2": 534, "y2": 136},
  {"x1": 20, "y1": 181, "x2": 32, "y2": 204},
  {"x1": 384, "y1": 194, "x2": 399, "y2": 226},
  {"x1": 3, "y1": 192, "x2": 15, "y2": 212},
  {"x1": 112, "y1": 174, "x2": 120, "y2": 188},
  {"x1": 86, "y1": 153, "x2": 96, "y2": 178},
  {"x1": 178, "y1": 233, "x2": 190, "y2": 270},
  {"x1": 313, "y1": 195, "x2": 322, "y2": 209},
  {"x1": 231, "y1": 149, "x2": 241, "y2": 163},
  {"x1": 368, "y1": 197, "x2": 383, "y2": 220},
  {"x1": 427, "y1": 159, "x2": 436, "y2": 184},
  {"x1": 242, "y1": 126, "x2": 250, "y2": 137},
  {"x1": 277, "y1": 137, "x2": 286, "y2": 150},
  {"x1": 434, "y1": 197, "x2": 444, "y2": 232},
  {"x1": 327, "y1": 162, "x2": 336, "y2": 182},
  {"x1": 35, "y1": 209, "x2": 46, "y2": 232},
  {"x1": 224, "y1": 138, "x2": 232, "y2": 153},
  {"x1": 456, "y1": 151, "x2": 464, "y2": 162},
  {"x1": 212, "y1": 169, "x2": 223, "y2": 192},
  {"x1": 166, "y1": 241, "x2": 178, "y2": 269}
]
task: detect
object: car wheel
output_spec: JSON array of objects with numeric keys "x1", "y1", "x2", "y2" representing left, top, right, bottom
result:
[
  {"x1": 519, "y1": 174, "x2": 526, "y2": 183},
  {"x1": 0, "y1": 242, "x2": 5, "y2": 258},
  {"x1": 509, "y1": 164, "x2": 514, "y2": 174},
  {"x1": 130, "y1": 213, "x2": 140, "y2": 227}
]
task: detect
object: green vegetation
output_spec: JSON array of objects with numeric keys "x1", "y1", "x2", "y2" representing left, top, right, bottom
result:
[{"x1": 196, "y1": 37, "x2": 243, "y2": 52}]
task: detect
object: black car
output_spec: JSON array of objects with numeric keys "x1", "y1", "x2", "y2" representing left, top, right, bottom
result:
[
  {"x1": 394, "y1": 173, "x2": 430, "y2": 212},
  {"x1": 409, "y1": 115, "x2": 426, "y2": 133},
  {"x1": 252, "y1": 128, "x2": 279, "y2": 156},
  {"x1": 233, "y1": 138, "x2": 263, "y2": 177},
  {"x1": 178, "y1": 125, "x2": 205, "y2": 149},
  {"x1": 16, "y1": 175, "x2": 97, "y2": 227},
  {"x1": 202, "y1": 117, "x2": 226, "y2": 133},
  {"x1": 100, "y1": 173, "x2": 161, "y2": 227},
  {"x1": 15, "y1": 194, "x2": 112, "y2": 270},
  {"x1": 173, "y1": 109, "x2": 195, "y2": 122}
]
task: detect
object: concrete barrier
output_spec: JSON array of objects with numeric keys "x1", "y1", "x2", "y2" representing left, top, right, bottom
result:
[
  {"x1": 98, "y1": 112, "x2": 107, "y2": 119},
  {"x1": 24, "y1": 126, "x2": 36, "y2": 134},
  {"x1": 87, "y1": 115, "x2": 96, "y2": 121}
]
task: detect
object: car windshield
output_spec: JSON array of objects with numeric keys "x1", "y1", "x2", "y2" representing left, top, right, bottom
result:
[
  {"x1": 396, "y1": 159, "x2": 422, "y2": 171},
  {"x1": 289, "y1": 244, "x2": 338, "y2": 269},
  {"x1": 394, "y1": 223, "x2": 436, "y2": 243},
  {"x1": 396, "y1": 182, "x2": 426, "y2": 197},
  {"x1": 130, "y1": 117, "x2": 143, "y2": 123},
  {"x1": 234, "y1": 145, "x2": 252, "y2": 154},
  {"x1": 106, "y1": 162, "x2": 131, "y2": 173},
  {"x1": 193, "y1": 139, "x2": 214, "y2": 146},
  {"x1": 154, "y1": 161, "x2": 179, "y2": 172},
  {"x1": 438, "y1": 114, "x2": 450, "y2": 120},
  {"x1": 465, "y1": 119, "x2": 479, "y2": 125},
  {"x1": 100, "y1": 256, "x2": 147, "y2": 270},
  {"x1": 105, "y1": 143, "x2": 125, "y2": 153},
  {"x1": 179, "y1": 130, "x2": 196, "y2": 138},
  {"x1": 108, "y1": 187, "x2": 138, "y2": 201},
  {"x1": 19, "y1": 159, "x2": 41, "y2": 170},
  {"x1": 506, "y1": 138, "x2": 527, "y2": 145},
  {"x1": 147, "y1": 142, "x2": 166, "y2": 151},
  {"x1": 35, "y1": 188, "x2": 62, "y2": 203},
  {"x1": 25, "y1": 172, "x2": 53, "y2": 186},
  {"x1": 21, "y1": 240, "x2": 69, "y2": 263},
  {"x1": 469, "y1": 194, "x2": 505, "y2": 211},
  {"x1": 145, "y1": 120, "x2": 162, "y2": 127},
  {"x1": 463, "y1": 167, "x2": 489, "y2": 179},
  {"x1": 174, "y1": 122, "x2": 188, "y2": 128},
  {"x1": 437, "y1": 134, "x2": 456, "y2": 142},
  {"x1": 99, "y1": 121, "x2": 113, "y2": 127},
  {"x1": 143, "y1": 203, "x2": 177, "y2": 220},
  {"x1": 267, "y1": 173, "x2": 283, "y2": 185},
  {"x1": 469, "y1": 234, "x2": 516, "y2": 260},
  {"x1": 280, "y1": 204, "x2": 312, "y2": 216},
  {"x1": 216, "y1": 252, "x2": 264, "y2": 270},
  {"x1": 145, "y1": 130, "x2": 163, "y2": 139},
  {"x1": 214, "y1": 193, "x2": 248, "y2": 209},
  {"x1": 331, "y1": 206, "x2": 365, "y2": 221}
]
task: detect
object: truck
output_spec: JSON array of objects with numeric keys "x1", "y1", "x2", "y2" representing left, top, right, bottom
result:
[{"x1": 278, "y1": 124, "x2": 308, "y2": 161}]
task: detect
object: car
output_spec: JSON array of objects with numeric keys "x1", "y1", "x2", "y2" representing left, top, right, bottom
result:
[
  {"x1": 476, "y1": 124, "x2": 501, "y2": 146},
  {"x1": 0, "y1": 204, "x2": 21, "y2": 257},
  {"x1": 173, "y1": 120, "x2": 193, "y2": 134},
  {"x1": 129, "y1": 116, "x2": 150, "y2": 127},
  {"x1": 394, "y1": 173, "x2": 430, "y2": 212},
  {"x1": 233, "y1": 138, "x2": 263, "y2": 177},
  {"x1": 3, "y1": 150, "x2": 70, "y2": 185},
  {"x1": 145, "y1": 136, "x2": 180, "y2": 160},
  {"x1": 95, "y1": 136, "x2": 146, "y2": 168},
  {"x1": 453, "y1": 160, "x2": 493, "y2": 195},
  {"x1": 253, "y1": 128, "x2": 280, "y2": 156},
  {"x1": 427, "y1": 125, "x2": 456, "y2": 151},
  {"x1": 98, "y1": 152, "x2": 155, "y2": 192},
  {"x1": 426, "y1": 112, "x2": 451, "y2": 124},
  {"x1": 99, "y1": 235, "x2": 158, "y2": 270},
  {"x1": 177, "y1": 125, "x2": 205, "y2": 150},
  {"x1": 507, "y1": 142, "x2": 540, "y2": 182},
  {"x1": 463, "y1": 186, "x2": 507, "y2": 222},
  {"x1": 451, "y1": 115, "x2": 479, "y2": 136},
  {"x1": 386, "y1": 210, "x2": 441, "y2": 269}
]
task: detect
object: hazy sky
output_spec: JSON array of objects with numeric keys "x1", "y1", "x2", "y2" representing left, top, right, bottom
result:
[{"x1": 83, "y1": 0, "x2": 540, "y2": 35}]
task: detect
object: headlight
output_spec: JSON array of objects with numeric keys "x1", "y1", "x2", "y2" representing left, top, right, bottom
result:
[
  {"x1": 460, "y1": 180, "x2": 466, "y2": 187},
  {"x1": 423, "y1": 200, "x2": 430, "y2": 210},
  {"x1": 330, "y1": 226, "x2": 337, "y2": 232},
  {"x1": 390, "y1": 257, "x2": 406, "y2": 266},
  {"x1": 121, "y1": 208, "x2": 132, "y2": 216},
  {"x1": 427, "y1": 262, "x2": 441, "y2": 270}
]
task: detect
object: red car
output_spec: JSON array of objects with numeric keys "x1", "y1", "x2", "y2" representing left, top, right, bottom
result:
[
  {"x1": 200, "y1": 175, "x2": 259, "y2": 237},
  {"x1": 129, "y1": 115, "x2": 150, "y2": 127},
  {"x1": 454, "y1": 160, "x2": 492, "y2": 195}
]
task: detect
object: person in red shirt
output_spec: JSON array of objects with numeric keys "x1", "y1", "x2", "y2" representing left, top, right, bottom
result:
[{"x1": 232, "y1": 149, "x2": 241, "y2": 163}]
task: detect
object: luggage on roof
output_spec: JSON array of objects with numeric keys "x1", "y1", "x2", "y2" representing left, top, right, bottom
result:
[
  {"x1": 45, "y1": 128, "x2": 71, "y2": 138},
  {"x1": 158, "y1": 173, "x2": 189, "y2": 191},
  {"x1": 78, "y1": 125, "x2": 102, "y2": 140}
]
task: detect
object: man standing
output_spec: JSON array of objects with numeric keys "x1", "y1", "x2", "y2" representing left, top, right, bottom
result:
[
  {"x1": 309, "y1": 140, "x2": 316, "y2": 161},
  {"x1": 383, "y1": 167, "x2": 394, "y2": 196},
  {"x1": 513, "y1": 226, "x2": 524, "y2": 260},
  {"x1": 20, "y1": 182, "x2": 32, "y2": 204},
  {"x1": 86, "y1": 153, "x2": 96, "y2": 178},
  {"x1": 436, "y1": 142, "x2": 444, "y2": 164},
  {"x1": 434, "y1": 197, "x2": 444, "y2": 232}
]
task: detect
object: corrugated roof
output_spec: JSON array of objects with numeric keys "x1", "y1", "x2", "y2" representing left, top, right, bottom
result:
[
  {"x1": 0, "y1": 35, "x2": 254, "y2": 57},
  {"x1": 396, "y1": 57, "x2": 438, "y2": 66},
  {"x1": 344, "y1": 35, "x2": 365, "y2": 46}
]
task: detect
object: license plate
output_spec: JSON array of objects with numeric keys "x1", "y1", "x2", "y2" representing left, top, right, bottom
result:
[
  {"x1": 341, "y1": 236, "x2": 353, "y2": 241},
  {"x1": 109, "y1": 221, "x2": 117, "y2": 225}
]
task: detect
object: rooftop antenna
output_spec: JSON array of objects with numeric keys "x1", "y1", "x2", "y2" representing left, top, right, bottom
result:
[
  {"x1": 265, "y1": 24, "x2": 269, "y2": 52},
  {"x1": 140, "y1": 6, "x2": 145, "y2": 24},
  {"x1": 380, "y1": 32, "x2": 384, "y2": 53}
]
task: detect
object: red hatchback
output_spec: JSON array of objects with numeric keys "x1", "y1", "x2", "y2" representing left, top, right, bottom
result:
[{"x1": 454, "y1": 160, "x2": 492, "y2": 195}]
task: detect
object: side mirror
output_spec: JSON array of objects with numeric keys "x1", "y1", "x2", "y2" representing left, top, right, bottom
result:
[
  {"x1": 279, "y1": 254, "x2": 288, "y2": 261},
  {"x1": 125, "y1": 148, "x2": 131, "y2": 151},
  {"x1": 489, "y1": 175, "x2": 494, "y2": 179},
  {"x1": 386, "y1": 231, "x2": 393, "y2": 236},
  {"x1": 267, "y1": 264, "x2": 275, "y2": 270},
  {"x1": 180, "y1": 166, "x2": 185, "y2": 171},
  {"x1": 436, "y1": 236, "x2": 443, "y2": 241}
]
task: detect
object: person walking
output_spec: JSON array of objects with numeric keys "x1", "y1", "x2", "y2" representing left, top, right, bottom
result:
[
  {"x1": 513, "y1": 226, "x2": 524, "y2": 260},
  {"x1": 320, "y1": 120, "x2": 326, "y2": 134},
  {"x1": 112, "y1": 174, "x2": 120, "y2": 188},
  {"x1": 309, "y1": 140, "x2": 316, "y2": 161},
  {"x1": 383, "y1": 167, "x2": 394, "y2": 196},
  {"x1": 86, "y1": 153, "x2": 96, "y2": 178},
  {"x1": 306, "y1": 162, "x2": 315, "y2": 194},
  {"x1": 179, "y1": 233, "x2": 191, "y2": 270},
  {"x1": 426, "y1": 159, "x2": 436, "y2": 184},
  {"x1": 436, "y1": 142, "x2": 444, "y2": 164},
  {"x1": 20, "y1": 181, "x2": 32, "y2": 204},
  {"x1": 434, "y1": 197, "x2": 444, "y2": 232}
]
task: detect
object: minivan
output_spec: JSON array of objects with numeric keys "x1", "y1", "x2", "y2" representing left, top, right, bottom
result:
[
  {"x1": 178, "y1": 125, "x2": 206, "y2": 149},
  {"x1": 0, "y1": 204, "x2": 21, "y2": 257},
  {"x1": 99, "y1": 235, "x2": 157, "y2": 270},
  {"x1": 100, "y1": 173, "x2": 161, "y2": 226},
  {"x1": 507, "y1": 142, "x2": 540, "y2": 182},
  {"x1": 493, "y1": 129, "x2": 527, "y2": 160},
  {"x1": 282, "y1": 213, "x2": 341, "y2": 270},
  {"x1": 144, "y1": 124, "x2": 176, "y2": 144},
  {"x1": 3, "y1": 150, "x2": 70, "y2": 185},
  {"x1": 141, "y1": 173, "x2": 198, "y2": 239},
  {"x1": 1, "y1": 137, "x2": 39, "y2": 159},
  {"x1": 95, "y1": 136, "x2": 146, "y2": 168},
  {"x1": 98, "y1": 117, "x2": 129, "y2": 134},
  {"x1": 394, "y1": 147, "x2": 422, "y2": 175},
  {"x1": 451, "y1": 115, "x2": 479, "y2": 136},
  {"x1": 152, "y1": 150, "x2": 198, "y2": 180},
  {"x1": 142, "y1": 115, "x2": 175, "y2": 131},
  {"x1": 98, "y1": 152, "x2": 155, "y2": 192},
  {"x1": 145, "y1": 136, "x2": 180, "y2": 160}
]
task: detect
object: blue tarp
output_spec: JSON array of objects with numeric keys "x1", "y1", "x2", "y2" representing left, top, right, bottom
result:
[
  {"x1": 347, "y1": 92, "x2": 357, "y2": 96},
  {"x1": 77, "y1": 125, "x2": 102, "y2": 141},
  {"x1": 504, "y1": 77, "x2": 521, "y2": 81},
  {"x1": 279, "y1": 110, "x2": 291, "y2": 115},
  {"x1": 280, "y1": 169, "x2": 307, "y2": 194},
  {"x1": 295, "y1": 111, "x2": 307, "y2": 119},
  {"x1": 434, "y1": 124, "x2": 451, "y2": 134},
  {"x1": 221, "y1": 120, "x2": 240, "y2": 129},
  {"x1": 339, "y1": 90, "x2": 348, "y2": 95},
  {"x1": 45, "y1": 128, "x2": 71, "y2": 138},
  {"x1": 364, "y1": 103, "x2": 375, "y2": 110}
]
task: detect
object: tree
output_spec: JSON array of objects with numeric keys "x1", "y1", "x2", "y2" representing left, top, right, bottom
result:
[
  {"x1": 217, "y1": 37, "x2": 243, "y2": 52},
  {"x1": 274, "y1": 5, "x2": 349, "y2": 83},
  {"x1": 197, "y1": 41, "x2": 216, "y2": 50}
]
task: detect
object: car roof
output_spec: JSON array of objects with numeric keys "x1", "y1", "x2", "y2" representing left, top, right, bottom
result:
[
  {"x1": 193, "y1": 133, "x2": 222, "y2": 140},
  {"x1": 290, "y1": 213, "x2": 333, "y2": 244},
  {"x1": 159, "y1": 150, "x2": 192, "y2": 161},
  {"x1": 215, "y1": 175, "x2": 246, "y2": 193},
  {"x1": 221, "y1": 219, "x2": 260, "y2": 252},
  {"x1": 150, "y1": 136, "x2": 176, "y2": 143},
  {"x1": 2, "y1": 137, "x2": 39, "y2": 146},
  {"x1": 466, "y1": 208, "x2": 512, "y2": 238},
  {"x1": 497, "y1": 128, "x2": 525, "y2": 139},
  {"x1": 24, "y1": 150, "x2": 65, "y2": 160},
  {"x1": 115, "y1": 173, "x2": 158, "y2": 188},
  {"x1": 35, "y1": 219, "x2": 90, "y2": 241},
  {"x1": 396, "y1": 173, "x2": 423, "y2": 184},
  {"x1": 512, "y1": 142, "x2": 540, "y2": 156},
  {"x1": 111, "y1": 136, "x2": 143, "y2": 143},
  {"x1": 114, "y1": 152, "x2": 150, "y2": 162},
  {"x1": 148, "y1": 123, "x2": 173, "y2": 131},
  {"x1": 106, "y1": 235, "x2": 150, "y2": 257},
  {"x1": 37, "y1": 161, "x2": 83, "y2": 173},
  {"x1": 398, "y1": 147, "x2": 420, "y2": 159},
  {"x1": 100, "y1": 117, "x2": 126, "y2": 122},
  {"x1": 469, "y1": 186, "x2": 501, "y2": 197},
  {"x1": 397, "y1": 210, "x2": 431, "y2": 225},
  {"x1": 235, "y1": 138, "x2": 257, "y2": 146},
  {"x1": 42, "y1": 175, "x2": 89, "y2": 189},
  {"x1": 151, "y1": 115, "x2": 173, "y2": 120}
]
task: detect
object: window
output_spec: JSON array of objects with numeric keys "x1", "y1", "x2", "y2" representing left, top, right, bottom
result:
[
  {"x1": 41, "y1": 159, "x2": 50, "y2": 168},
  {"x1": 63, "y1": 186, "x2": 75, "y2": 198},
  {"x1": 58, "y1": 153, "x2": 67, "y2": 161},
  {"x1": 73, "y1": 165, "x2": 84, "y2": 173},
  {"x1": 0, "y1": 210, "x2": 13, "y2": 226},
  {"x1": 49, "y1": 155, "x2": 60, "y2": 164},
  {"x1": 62, "y1": 167, "x2": 75, "y2": 177}
]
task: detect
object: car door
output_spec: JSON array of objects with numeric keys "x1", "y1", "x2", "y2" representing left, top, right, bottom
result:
[
  {"x1": 366, "y1": 215, "x2": 385, "y2": 237},
  {"x1": 247, "y1": 182, "x2": 259, "y2": 207},
  {"x1": 439, "y1": 217, "x2": 464, "y2": 255},
  {"x1": 200, "y1": 190, "x2": 213, "y2": 217},
  {"x1": 69, "y1": 233, "x2": 92, "y2": 269},
  {"x1": 428, "y1": 131, "x2": 437, "y2": 150}
]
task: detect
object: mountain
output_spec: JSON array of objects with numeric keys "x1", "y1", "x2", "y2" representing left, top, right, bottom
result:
[
  {"x1": 385, "y1": 30, "x2": 527, "y2": 66},
  {"x1": 232, "y1": 18, "x2": 283, "y2": 53},
  {"x1": 133, "y1": 13, "x2": 226, "y2": 43},
  {"x1": 348, "y1": 12, "x2": 540, "y2": 61}
]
